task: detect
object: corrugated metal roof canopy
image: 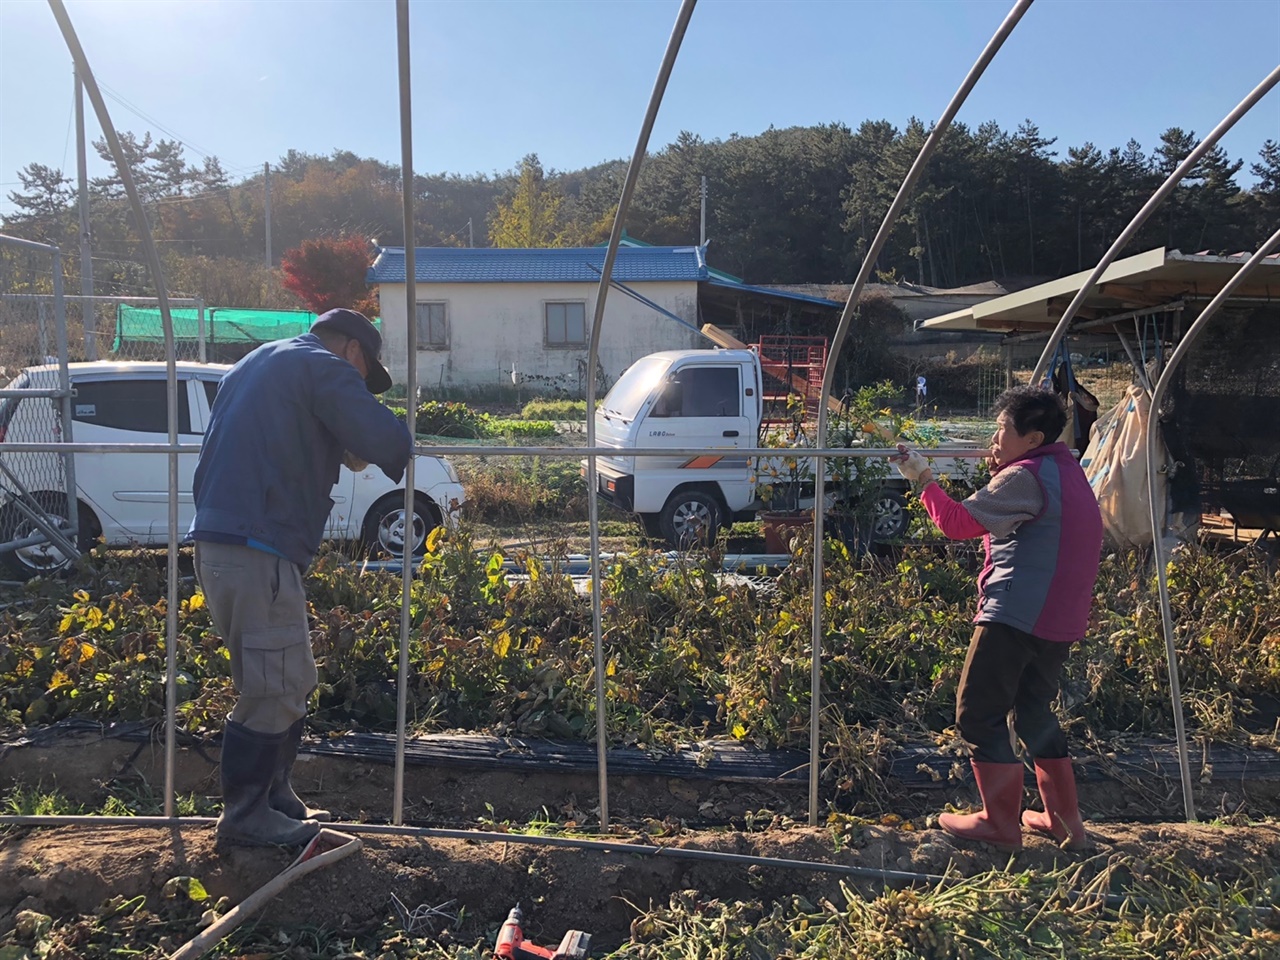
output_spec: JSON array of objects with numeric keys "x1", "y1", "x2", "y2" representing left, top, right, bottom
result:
[
  {"x1": 368, "y1": 245, "x2": 709, "y2": 284},
  {"x1": 919, "y1": 247, "x2": 1280, "y2": 333}
]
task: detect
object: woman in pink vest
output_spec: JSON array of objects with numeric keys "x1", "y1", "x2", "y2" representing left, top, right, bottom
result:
[{"x1": 895, "y1": 385, "x2": 1103, "y2": 851}]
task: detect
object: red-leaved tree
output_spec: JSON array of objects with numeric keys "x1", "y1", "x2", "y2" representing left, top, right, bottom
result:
[{"x1": 279, "y1": 235, "x2": 378, "y2": 316}]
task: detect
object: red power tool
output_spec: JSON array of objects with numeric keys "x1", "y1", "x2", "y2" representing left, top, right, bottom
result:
[{"x1": 494, "y1": 904, "x2": 591, "y2": 960}]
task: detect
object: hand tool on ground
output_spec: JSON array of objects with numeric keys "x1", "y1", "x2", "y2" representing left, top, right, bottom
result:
[
  {"x1": 493, "y1": 903, "x2": 591, "y2": 960},
  {"x1": 169, "y1": 828, "x2": 362, "y2": 960}
]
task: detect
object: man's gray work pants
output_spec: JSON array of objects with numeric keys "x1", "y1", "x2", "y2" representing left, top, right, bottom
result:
[{"x1": 194, "y1": 540, "x2": 316, "y2": 734}]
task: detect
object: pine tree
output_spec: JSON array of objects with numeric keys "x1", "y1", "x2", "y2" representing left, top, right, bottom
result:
[{"x1": 488, "y1": 155, "x2": 567, "y2": 248}]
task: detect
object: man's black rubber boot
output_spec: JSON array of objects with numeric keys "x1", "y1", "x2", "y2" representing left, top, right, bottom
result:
[
  {"x1": 217, "y1": 720, "x2": 320, "y2": 847},
  {"x1": 269, "y1": 719, "x2": 332, "y2": 822}
]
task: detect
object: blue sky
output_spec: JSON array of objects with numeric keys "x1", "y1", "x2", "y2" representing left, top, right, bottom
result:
[{"x1": 1, "y1": 0, "x2": 1277, "y2": 210}]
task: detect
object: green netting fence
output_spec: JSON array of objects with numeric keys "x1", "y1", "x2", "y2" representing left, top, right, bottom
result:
[
  {"x1": 114, "y1": 305, "x2": 383, "y2": 350},
  {"x1": 115, "y1": 306, "x2": 313, "y2": 349}
]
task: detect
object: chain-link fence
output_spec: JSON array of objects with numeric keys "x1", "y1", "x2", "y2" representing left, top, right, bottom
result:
[
  {"x1": 0, "y1": 294, "x2": 207, "y2": 370},
  {"x1": 0, "y1": 237, "x2": 80, "y2": 579}
]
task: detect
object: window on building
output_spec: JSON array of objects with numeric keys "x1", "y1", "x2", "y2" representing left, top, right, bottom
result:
[
  {"x1": 415, "y1": 302, "x2": 448, "y2": 349},
  {"x1": 544, "y1": 301, "x2": 586, "y2": 347}
]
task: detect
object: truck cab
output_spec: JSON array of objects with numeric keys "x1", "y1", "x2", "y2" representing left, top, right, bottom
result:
[{"x1": 593, "y1": 349, "x2": 761, "y2": 545}]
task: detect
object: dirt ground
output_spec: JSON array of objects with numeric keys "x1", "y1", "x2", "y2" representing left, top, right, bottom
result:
[
  {"x1": 5, "y1": 717, "x2": 1280, "y2": 952},
  {"x1": 3, "y1": 818, "x2": 1280, "y2": 953}
]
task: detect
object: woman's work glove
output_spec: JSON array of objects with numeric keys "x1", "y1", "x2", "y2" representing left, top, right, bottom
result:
[{"x1": 893, "y1": 444, "x2": 930, "y2": 482}]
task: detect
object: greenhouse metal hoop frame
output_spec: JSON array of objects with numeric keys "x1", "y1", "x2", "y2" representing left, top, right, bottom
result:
[{"x1": 2, "y1": 0, "x2": 1275, "y2": 863}]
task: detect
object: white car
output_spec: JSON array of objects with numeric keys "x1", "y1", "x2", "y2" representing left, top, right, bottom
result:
[{"x1": 0, "y1": 361, "x2": 465, "y2": 579}]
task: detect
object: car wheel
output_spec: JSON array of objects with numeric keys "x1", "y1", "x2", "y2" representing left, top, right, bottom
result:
[
  {"x1": 361, "y1": 493, "x2": 441, "y2": 559},
  {"x1": 0, "y1": 492, "x2": 97, "y2": 581},
  {"x1": 873, "y1": 491, "x2": 910, "y2": 540},
  {"x1": 659, "y1": 490, "x2": 721, "y2": 549}
]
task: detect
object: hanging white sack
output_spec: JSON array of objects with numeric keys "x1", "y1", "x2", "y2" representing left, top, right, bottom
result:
[{"x1": 1080, "y1": 383, "x2": 1168, "y2": 549}]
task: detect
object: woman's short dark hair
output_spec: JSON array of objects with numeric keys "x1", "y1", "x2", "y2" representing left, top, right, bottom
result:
[{"x1": 993, "y1": 385, "x2": 1066, "y2": 443}]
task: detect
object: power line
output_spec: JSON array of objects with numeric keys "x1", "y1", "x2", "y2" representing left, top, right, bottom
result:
[
  {"x1": 60, "y1": 90, "x2": 74, "y2": 176},
  {"x1": 96, "y1": 81, "x2": 219, "y2": 163}
]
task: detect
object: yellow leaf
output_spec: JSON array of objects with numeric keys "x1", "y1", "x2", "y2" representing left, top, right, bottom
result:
[
  {"x1": 494, "y1": 632, "x2": 511, "y2": 659},
  {"x1": 188, "y1": 592, "x2": 205, "y2": 611},
  {"x1": 731, "y1": 723, "x2": 747, "y2": 739},
  {"x1": 426, "y1": 525, "x2": 444, "y2": 554},
  {"x1": 84, "y1": 607, "x2": 103, "y2": 629},
  {"x1": 73, "y1": 589, "x2": 89, "y2": 603},
  {"x1": 48, "y1": 669, "x2": 72, "y2": 692},
  {"x1": 78, "y1": 642, "x2": 96, "y2": 664},
  {"x1": 59, "y1": 613, "x2": 75, "y2": 635},
  {"x1": 606, "y1": 658, "x2": 616, "y2": 677}
]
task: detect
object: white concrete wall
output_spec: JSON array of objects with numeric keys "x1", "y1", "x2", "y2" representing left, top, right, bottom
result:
[{"x1": 378, "y1": 280, "x2": 701, "y2": 391}]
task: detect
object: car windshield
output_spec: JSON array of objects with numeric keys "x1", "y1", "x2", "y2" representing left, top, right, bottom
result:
[{"x1": 600, "y1": 356, "x2": 671, "y2": 420}]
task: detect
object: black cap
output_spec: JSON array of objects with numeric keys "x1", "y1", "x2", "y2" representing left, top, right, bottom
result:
[{"x1": 311, "y1": 308, "x2": 393, "y2": 394}]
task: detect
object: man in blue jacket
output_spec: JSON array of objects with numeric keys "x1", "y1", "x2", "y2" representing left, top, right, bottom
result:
[{"x1": 193, "y1": 308, "x2": 412, "y2": 846}]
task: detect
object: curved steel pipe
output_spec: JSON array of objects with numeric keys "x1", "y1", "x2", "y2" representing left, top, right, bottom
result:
[
  {"x1": 393, "y1": 0, "x2": 419, "y2": 827},
  {"x1": 807, "y1": 0, "x2": 1034, "y2": 825},
  {"x1": 583, "y1": 0, "x2": 698, "y2": 830},
  {"x1": 46, "y1": 0, "x2": 182, "y2": 817},
  {"x1": 1029, "y1": 65, "x2": 1280, "y2": 384},
  {"x1": 1144, "y1": 229, "x2": 1280, "y2": 823}
]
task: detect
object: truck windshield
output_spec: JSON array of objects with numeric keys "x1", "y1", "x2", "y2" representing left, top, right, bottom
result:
[{"x1": 600, "y1": 355, "x2": 671, "y2": 419}]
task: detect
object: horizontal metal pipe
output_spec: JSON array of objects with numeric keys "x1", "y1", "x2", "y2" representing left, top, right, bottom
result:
[
  {"x1": 0, "y1": 294, "x2": 200, "y2": 303},
  {"x1": 0, "y1": 529, "x2": 68, "y2": 555},
  {"x1": 0, "y1": 814, "x2": 947, "y2": 888},
  {"x1": 414, "y1": 444, "x2": 989, "y2": 460},
  {"x1": 0, "y1": 389, "x2": 72, "y2": 400},
  {"x1": 0, "y1": 234, "x2": 61, "y2": 254},
  {"x1": 0, "y1": 442, "x2": 992, "y2": 459},
  {"x1": 6, "y1": 814, "x2": 1251, "y2": 915}
]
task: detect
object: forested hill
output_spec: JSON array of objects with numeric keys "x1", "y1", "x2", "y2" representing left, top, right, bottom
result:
[{"x1": 3, "y1": 120, "x2": 1277, "y2": 307}]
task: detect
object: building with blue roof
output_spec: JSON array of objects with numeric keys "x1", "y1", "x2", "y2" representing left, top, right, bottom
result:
[{"x1": 369, "y1": 244, "x2": 843, "y2": 392}]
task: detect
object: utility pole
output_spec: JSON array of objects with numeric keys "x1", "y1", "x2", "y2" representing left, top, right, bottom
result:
[
  {"x1": 467, "y1": 218, "x2": 473, "y2": 248},
  {"x1": 699, "y1": 175, "x2": 707, "y2": 247},
  {"x1": 75, "y1": 65, "x2": 95, "y2": 359},
  {"x1": 264, "y1": 162, "x2": 272, "y2": 269}
]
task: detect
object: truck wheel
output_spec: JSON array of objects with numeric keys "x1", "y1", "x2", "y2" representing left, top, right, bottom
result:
[
  {"x1": 659, "y1": 491, "x2": 721, "y2": 548},
  {"x1": 639, "y1": 512, "x2": 664, "y2": 539},
  {"x1": 873, "y1": 491, "x2": 910, "y2": 540}
]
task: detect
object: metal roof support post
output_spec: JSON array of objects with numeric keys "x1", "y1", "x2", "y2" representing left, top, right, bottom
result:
[
  {"x1": 46, "y1": 0, "x2": 182, "y2": 817},
  {"x1": 393, "y1": 0, "x2": 418, "y2": 828},
  {"x1": 1144, "y1": 228, "x2": 1280, "y2": 824},
  {"x1": 585, "y1": 0, "x2": 697, "y2": 830},
  {"x1": 1029, "y1": 65, "x2": 1280, "y2": 384},
  {"x1": 807, "y1": 0, "x2": 1033, "y2": 826}
]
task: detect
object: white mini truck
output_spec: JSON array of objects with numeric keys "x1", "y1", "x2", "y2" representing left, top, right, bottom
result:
[{"x1": 591, "y1": 348, "x2": 919, "y2": 548}]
